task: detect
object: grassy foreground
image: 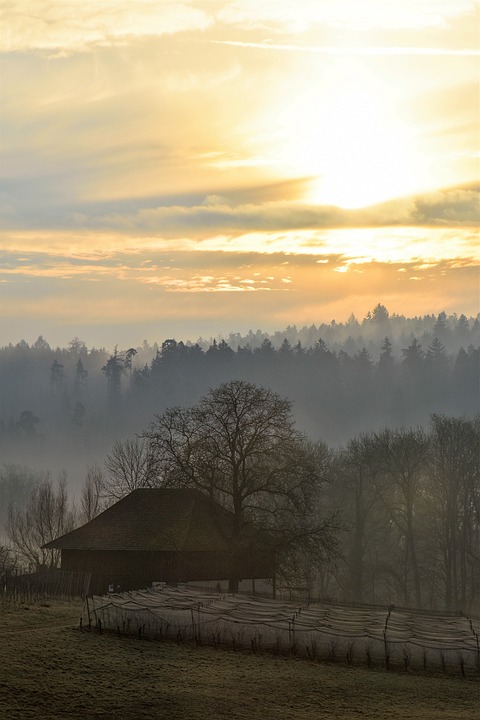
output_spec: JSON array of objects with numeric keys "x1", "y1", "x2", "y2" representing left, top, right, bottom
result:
[{"x1": 0, "y1": 600, "x2": 478, "y2": 720}]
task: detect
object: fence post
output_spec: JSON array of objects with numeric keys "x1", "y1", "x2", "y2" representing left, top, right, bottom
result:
[
  {"x1": 191, "y1": 609, "x2": 196, "y2": 643},
  {"x1": 476, "y1": 633, "x2": 480, "y2": 676},
  {"x1": 86, "y1": 595, "x2": 92, "y2": 628},
  {"x1": 383, "y1": 606, "x2": 392, "y2": 670},
  {"x1": 197, "y1": 603, "x2": 202, "y2": 645}
]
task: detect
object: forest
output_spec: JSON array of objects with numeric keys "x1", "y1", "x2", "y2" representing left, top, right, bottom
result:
[
  {"x1": 0, "y1": 305, "x2": 479, "y2": 612},
  {"x1": 1, "y1": 305, "x2": 478, "y2": 458}
]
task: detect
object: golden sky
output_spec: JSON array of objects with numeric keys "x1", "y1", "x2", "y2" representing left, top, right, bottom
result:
[{"x1": 1, "y1": 0, "x2": 479, "y2": 347}]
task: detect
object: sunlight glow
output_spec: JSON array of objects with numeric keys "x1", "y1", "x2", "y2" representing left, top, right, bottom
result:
[
  {"x1": 1, "y1": 1, "x2": 478, "y2": 343},
  {"x1": 275, "y1": 74, "x2": 423, "y2": 208}
]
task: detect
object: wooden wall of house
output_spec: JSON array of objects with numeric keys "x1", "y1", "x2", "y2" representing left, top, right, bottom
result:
[{"x1": 61, "y1": 547, "x2": 274, "y2": 595}]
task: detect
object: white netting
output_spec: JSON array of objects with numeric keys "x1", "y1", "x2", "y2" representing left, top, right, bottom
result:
[{"x1": 86, "y1": 586, "x2": 480, "y2": 674}]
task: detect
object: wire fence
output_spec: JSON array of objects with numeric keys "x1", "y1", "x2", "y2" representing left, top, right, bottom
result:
[
  {"x1": 1, "y1": 569, "x2": 91, "y2": 604},
  {"x1": 86, "y1": 585, "x2": 480, "y2": 677}
]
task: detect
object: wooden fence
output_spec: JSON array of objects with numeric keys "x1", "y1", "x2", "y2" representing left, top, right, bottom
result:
[{"x1": 2, "y1": 569, "x2": 91, "y2": 602}]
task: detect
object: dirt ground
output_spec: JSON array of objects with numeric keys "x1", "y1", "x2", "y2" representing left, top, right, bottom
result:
[{"x1": 0, "y1": 600, "x2": 478, "y2": 720}]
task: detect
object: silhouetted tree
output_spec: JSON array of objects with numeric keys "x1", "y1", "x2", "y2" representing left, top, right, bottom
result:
[
  {"x1": 102, "y1": 347, "x2": 124, "y2": 413},
  {"x1": 68, "y1": 337, "x2": 87, "y2": 355},
  {"x1": 370, "y1": 303, "x2": 390, "y2": 329},
  {"x1": 6, "y1": 473, "x2": 76, "y2": 570},
  {"x1": 433, "y1": 312, "x2": 449, "y2": 344},
  {"x1": 378, "y1": 337, "x2": 394, "y2": 375},
  {"x1": 132, "y1": 364, "x2": 150, "y2": 391},
  {"x1": 402, "y1": 337, "x2": 425, "y2": 370},
  {"x1": 124, "y1": 347, "x2": 137, "y2": 383},
  {"x1": 16, "y1": 410, "x2": 40, "y2": 440},
  {"x1": 426, "y1": 414, "x2": 480, "y2": 611},
  {"x1": 278, "y1": 338, "x2": 292, "y2": 355},
  {"x1": 376, "y1": 336, "x2": 398, "y2": 419},
  {"x1": 50, "y1": 359, "x2": 65, "y2": 389},
  {"x1": 373, "y1": 428, "x2": 428, "y2": 607},
  {"x1": 0, "y1": 464, "x2": 39, "y2": 532},
  {"x1": 339, "y1": 434, "x2": 382, "y2": 602},
  {"x1": 424, "y1": 337, "x2": 450, "y2": 410},
  {"x1": 453, "y1": 345, "x2": 480, "y2": 415},
  {"x1": 456, "y1": 314, "x2": 470, "y2": 346},
  {"x1": 33, "y1": 336, "x2": 50, "y2": 351},
  {"x1": 71, "y1": 402, "x2": 86, "y2": 428},
  {"x1": 103, "y1": 438, "x2": 159, "y2": 500},
  {"x1": 73, "y1": 357, "x2": 88, "y2": 397},
  {"x1": 80, "y1": 464, "x2": 105, "y2": 522},
  {"x1": 143, "y1": 380, "x2": 338, "y2": 592}
]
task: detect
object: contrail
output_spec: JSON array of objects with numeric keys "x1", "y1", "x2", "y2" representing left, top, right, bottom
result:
[{"x1": 211, "y1": 40, "x2": 479, "y2": 57}]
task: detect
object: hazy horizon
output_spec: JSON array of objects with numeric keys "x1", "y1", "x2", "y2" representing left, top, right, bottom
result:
[{"x1": 1, "y1": 304, "x2": 478, "y2": 353}]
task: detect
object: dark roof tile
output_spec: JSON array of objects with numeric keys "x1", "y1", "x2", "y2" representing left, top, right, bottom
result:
[{"x1": 43, "y1": 488, "x2": 234, "y2": 552}]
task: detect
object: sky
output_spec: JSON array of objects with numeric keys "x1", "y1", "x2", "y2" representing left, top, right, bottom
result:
[{"x1": 1, "y1": 0, "x2": 479, "y2": 349}]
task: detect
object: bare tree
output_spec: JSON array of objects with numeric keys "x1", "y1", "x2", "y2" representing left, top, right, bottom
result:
[
  {"x1": 80, "y1": 464, "x2": 105, "y2": 522},
  {"x1": 0, "y1": 463, "x2": 39, "y2": 533},
  {"x1": 373, "y1": 428, "x2": 428, "y2": 607},
  {"x1": 102, "y1": 438, "x2": 160, "y2": 501},
  {"x1": 6, "y1": 473, "x2": 77, "y2": 570},
  {"x1": 143, "y1": 380, "x2": 339, "y2": 592},
  {"x1": 427, "y1": 414, "x2": 480, "y2": 611},
  {"x1": 0, "y1": 545, "x2": 17, "y2": 590},
  {"x1": 338, "y1": 433, "x2": 384, "y2": 603}
]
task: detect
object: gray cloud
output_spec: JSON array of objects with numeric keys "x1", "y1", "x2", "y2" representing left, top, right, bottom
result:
[
  {"x1": 63, "y1": 183, "x2": 480, "y2": 234},
  {"x1": 1, "y1": 182, "x2": 478, "y2": 236}
]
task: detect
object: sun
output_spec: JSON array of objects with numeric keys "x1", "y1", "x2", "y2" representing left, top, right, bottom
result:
[
  {"x1": 307, "y1": 85, "x2": 417, "y2": 208},
  {"x1": 273, "y1": 72, "x2": 423, "y2": 209}
]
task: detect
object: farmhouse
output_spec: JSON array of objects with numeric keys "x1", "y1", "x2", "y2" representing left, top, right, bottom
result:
[{"x1": 43, "y1": 488, "x2": 274, "y2": 594}]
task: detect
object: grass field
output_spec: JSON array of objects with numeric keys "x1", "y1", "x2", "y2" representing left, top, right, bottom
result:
[{"x1": 0, "y1": 600, "x2": 478, "y2": 720}]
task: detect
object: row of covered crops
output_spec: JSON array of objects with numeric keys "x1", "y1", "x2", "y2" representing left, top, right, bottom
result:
[{"x1": 86, "y1": 585, "x2": 480, "y2": 675}]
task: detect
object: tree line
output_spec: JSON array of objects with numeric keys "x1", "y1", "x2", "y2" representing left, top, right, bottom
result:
[
  {"x1": 2, "y1": 380, "x2": 478, "y2": 613},
  {"x1": 0, "y1": 307, "x2": 478, "y2": 464}
]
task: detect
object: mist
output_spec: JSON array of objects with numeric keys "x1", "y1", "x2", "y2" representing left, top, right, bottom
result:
[{"x1": 1, "y1": 305, "x2": 478, "y2": 493}]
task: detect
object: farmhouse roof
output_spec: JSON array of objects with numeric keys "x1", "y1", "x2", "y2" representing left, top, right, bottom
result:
[{"x1": 43, "y1": 488, "x2": 237, "y2": 552}]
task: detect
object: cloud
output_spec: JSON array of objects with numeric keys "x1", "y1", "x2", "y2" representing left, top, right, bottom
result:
[
  {"x1": 0, "y1": 167, "x2": 480, "y2": 243},
  {"x1": 1, "y1": 221, "x2": 478, "y2": 292},
  {"x1": 1, "y1": 1, "x2": 478, "y2": 350},
  {"x1": 1, "y1": 10, "x2": 476, "y2": 228},
  {"x1": 217, "y1": 0, "x2": 477, "y2": 32},
  {"x1": 0, "y1": 1, "x2": 213, "y2": 53},
  {"x1": 410, "y1": 185, "x2": 480, "y2": 224},
  {"x1": 41, "y1": 183, "x2": 479, "y2": 235},
  {"x1": 1, "y1": 250, "x2": 478, "y2": 349},
  {"x1": 3, "y1": 1, "x2": 476, "y2": 57}
]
